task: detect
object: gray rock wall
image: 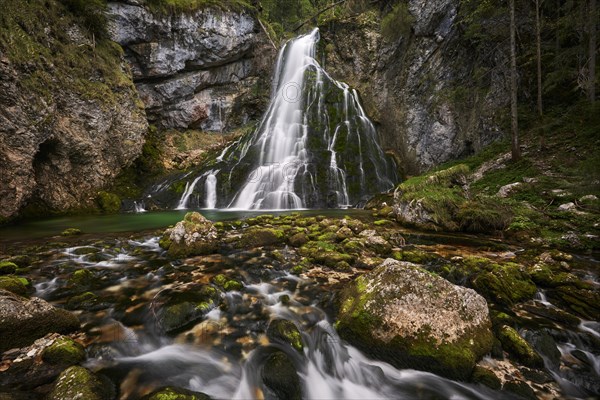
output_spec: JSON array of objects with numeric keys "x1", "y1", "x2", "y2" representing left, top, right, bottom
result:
[{"x1": 106, "y1": 2, "x2": 275, "y2": 131}]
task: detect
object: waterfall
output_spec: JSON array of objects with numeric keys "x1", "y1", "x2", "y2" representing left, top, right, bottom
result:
[
  {"x1": 176, "y1": 176, "x2": 202, "y2": 210},
  {"x1": 133, "y1": 201, "x2": 146, "y2": 213},
  {"x1": 205, "y1": 173, "x2": 217, "y2": 209},
  {"x1": 225, "y1": 28, "x2": 396, "y2": 210}
]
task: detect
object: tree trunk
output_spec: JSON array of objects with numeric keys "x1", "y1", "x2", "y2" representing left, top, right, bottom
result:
[
  {"x1": 590, "y1": 0, "x2": 597, "y2": 102},
  {"x1": 510, "y1": 0, "x2": 521, "y2": 160},
  {"x1": 536, "y1": 0, "x2": 543, "y2": 116}
]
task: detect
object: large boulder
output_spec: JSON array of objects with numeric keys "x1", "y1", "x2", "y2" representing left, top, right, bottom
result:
[
  {"x1": 0, "y1": 290, "x2": 80, "y2": 353},
  {"x1": 336, "y1": 259, "x2": 493, "y2": 380},
  {"x1": 160, "y1": 212, "x2": 219, "y2": 258},
  {"x1": 47, "y1": 366, "x2": 114, "y2": 400}
]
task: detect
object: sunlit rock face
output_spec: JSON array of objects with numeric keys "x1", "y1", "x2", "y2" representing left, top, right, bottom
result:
[
  {"x1": 106, "y1": 2, "x2": 275, "y2": 131},
  {"x1": 321, "y1": 0, "x2": 509, "y2": 174}
]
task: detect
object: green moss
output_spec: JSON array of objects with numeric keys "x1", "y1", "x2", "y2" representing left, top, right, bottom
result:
[
  {"x1": 48, "y1": 366, "x2": 114, "y2": 400},
  {"x1": 0, "y1": 261, "x2": 18, "y2": 275},
  {"x1": 142, "y1": 386, "x2": 211, "y2": 400},
  {"x1": 212, "y1": 274, "x2": 227, "y2": 287},
  {"x1": 96, "y1": 191, "x2": 121, "y2": 214},
  {"x1": 267, "y1": 319, "x2": 304, "y2": 353},
  {"x1": 0, "y1": 275, "x2": 30, "y2": 296},
  {"x1": 239, "y1": 227, "x2": 285, "y2": 248},
  {"x1": 497, "y1": 325, "x2": 543, "y2": 368},
  {"x1": 471, "y1": 366, "x2": 501, "y2": 390},
  {"x1": 145, "y1": 0, "x2": 254, "y2": 14},
  {"x1": 67, "y1": 291, "x2": 98, "y2": 310},
  {"x1": 69, "y1": 269, "x2": 93, "y2": 287},
  {"x1": 290, "y1": 265, "x2": 303, "y2": 275},
  {"x1": 42, "y1": 337, "x2": 85, "y2": 366},
  {"x1": 223, "y1": 280, "x2": 243, "y2": 291},
  {"x1": 61, "y1": 228, "x2": 82, "y2": 236}
]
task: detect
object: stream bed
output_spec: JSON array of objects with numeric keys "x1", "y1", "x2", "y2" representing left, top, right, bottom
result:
[{"x1": 1, "y1": 210, "x2": 599, "y2": 399}]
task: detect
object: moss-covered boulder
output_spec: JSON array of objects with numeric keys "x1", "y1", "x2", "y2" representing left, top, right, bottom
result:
[
  {"x1": 497, "y1": 325, "x2": 544, "y2": 368},
  {"x1": 96, "y1": 191, "x2": 121, "y2": 214},
  {"x1": 470, "y1": 262, "x2": 537, "y2": 307},
  {"x1": 160, "y1": 212, "x2": 218, "y2": 258},
  {"x1": 42, "y1": 336, "x2": 85, "y2": 366},
  {"x1": 471, "y1": 365, "x2": 502, "y2": 390},
  {"x1": 61, "y1": 228, "x2": 82, "y2": 236},
  {"x1": 156, "y1": 285, "x2": 220, "y2": 334},
  {"x1": 266, "y1": 319, "x2": 304, "y2": 353},
  {"x1": 48, "y1": 366, "x2": 114, "y2": 400},
  {"x1": 0, "y1": 290, "x2": 80, "y2": 353},
  {"x1": 0, "y1": 276, "x2": 31, "y2": 296},
  {"x1": 141, "y1": 386, "x2": 211, "y2": 400},
  {"x1": 359, "y1": 230, "x2": 392, "y2": 255},
  {"x1": 238, "y1": 227, "x2": 285, "y2": 248},
  {"x1": 336, "y1": 259, "x2": 494, "y2": 380},
  {"x1": 66, "y1": 291, "x2": 100, "y2": 310},
  {"x1": 261, "y1": 351, "x2": 301, "y2": 400},
  {"x1": 288, "y1": 232, "x2": 309, "y2": 247},
  {"x1": 68, "y1": 269, "x2": 94, "y2": 287},
  {"x1": 0, "y1": 261, "x2": 18, "y2": 275}
]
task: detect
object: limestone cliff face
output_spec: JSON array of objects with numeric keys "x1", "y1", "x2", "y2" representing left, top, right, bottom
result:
[
  {"x1": 106, "y1": 2, "x2": 275, "y2": 132},
  {"x1": 0, "y1": 0, "x2": 148, "y2": 221},
  {"x1": 320, "y1": 0, "x2": 509, "y2": 174}
]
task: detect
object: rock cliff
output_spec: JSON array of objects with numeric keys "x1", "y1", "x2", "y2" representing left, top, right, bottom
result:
[
  {"x1": 320, "y1": 0, "x2": 509, "y2": 174},
  {"x1": 0, "y1": 0, "x2": 148, "y2": 221},
  {"x1": 106, "y1": 1, "x2": 275, "y2": 131}
]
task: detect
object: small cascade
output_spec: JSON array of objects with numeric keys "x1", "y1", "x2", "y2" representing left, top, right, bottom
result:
[
  {"x1": 176, "y1": 175, "x2": 202, "y2": 210},
  {"x1": 133, "y1": 201, "x2": 146, "y2": 213},
  {"x1": 205, "y1": 173, "x2": 217, "y2": 209}
]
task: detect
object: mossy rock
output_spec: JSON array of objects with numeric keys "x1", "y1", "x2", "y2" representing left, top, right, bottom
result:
[
  {"x1": 0, "y1": 261, "x2": 18, "y2": 275},
  {"x1": 0, "y1": 276, "x2": 31, "y2": 296},
  {"x1": 471, "y1": 365, "x2": 501, "y2": 390},
  {"x1": 502, "y1": 380, "x2": 537, "y2": 400},
  {"x1": 212, "y1": 274, "x2": 228, "y2": 287},
  {"x1": 336, "y1": 259, "x2": 493, "y2": 380},
  {"x1": 497, "y1": 325, "x2": 544, "y2": 368},
  {"x1": 546, "y1": 285, "x2": 600, "y2": 320},
  {"x1": 266, "y1": 319, "x2": 304, "y2": 353},
  {"x1": 69, "y1": 269, "x2": 94, "y2": 287},
  {"x1": 48, "y1": 366, "x2": 114, "y2": 400},
  {"x1": 238, "y1": 227, "x2": 285, "y2": 248},
  {"x1": 70, "y1": 247, "x2": 100, "y2": 256},
  {"x1": 470, "y1": 263, "x2": 536, "y2": 307},
  {"x1": 141, "y1": 386, "x2": 211, "y2": 400},
  {"x1": 96, "y1": 191, "x2": 121, "y2": 214},
  {"x1": 42, "y1": 337, "x2": 85, "y2": 366},
  {"x1": 223, "y1": 280, "x2": 243, "y2": 291},
  {"x1": 156, "y1": 285, "x2": 220, "y2": 334},
  {"x1": 66, "y1": 291, "x2": 99, "y2": 310},
  {"x1": 290, "y1": 265, "x2": 303, "y2": 275},
  {"x1": 261, "y1": 351, "x2": 302, "y2": 400},
  {"x1": 61, "y1": 228, "x2": 82, "y2": 236}
]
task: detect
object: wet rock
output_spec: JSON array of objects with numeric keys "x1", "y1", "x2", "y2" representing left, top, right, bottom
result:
[
  {"x1": 141, "y1": 386, "x2": 211, "y2": 400},
  {"x1": 68, "y1": 269, "x2": 94, "y2": 287},
  {"x1": 502, "y1": 380, "x2": 537, "y2": 400},
  {"x1": 0, "y1": 276, "x2": 30, "y2": 296},
  {"x1": 288, "y1": 232, "x2": 309, "y2": 247},
  {"x1": 470, "y1": 262, "x2": 537, "y2": 307},
  {"x1": 261, "y1": 351, "x2": 301, "y2": 400},
  {"x1": 335, "y1": 226, "x2": 354, "y2": 241},
  {"x1": 161, "y1": 212, "x2": 219, "y2": 258},
  {"x1": 266, "y1": 319, "x2": 304, "y2": 353},
  {"x1": 497, "y1": 325, "x2": 544, "y2": 368},
  {"x1": 336, "y1": 259, "x2": 493, "y2": 380},
  {"x1": 66, "y1": 292, "x2": 102, "y2": 311},
  {"x1": 48, "y1": 366, "x2": 114, "y2": 400},
  {"x1": 0, "y1": 290, "x2": 79, "y2": 353},
  {"x1": 41, "y1": 336, "x2": 85, "y2": 366},
  {"x1": 156, "y1": 285, "x2": 220, "y2": 334},
  {"x1": 471, "y1": 365, "x2": 501, "y2": 390},
  {"x1": 0, "y1": 261, "x2": 17, "y2": 275},
  {"x1": 61, "y1": 228, "x2": 82, "y2": 237},
  {"x1": 359, "y1": 230, "x2": 392, "y2": 255},
  {"x1": 239, "y1": 227, "x2": 285, "y2": 248},
  {"x1": 546, "y1": 285, "x2": 600, "y2": 320}
]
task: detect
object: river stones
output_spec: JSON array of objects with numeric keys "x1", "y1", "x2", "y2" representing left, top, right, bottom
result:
[
  {"x1": 497, "y1": 326, "x2": 544, "y2": 368},
  {"x1": 160, "y1": 212, "x2": 218, "y2": 258},
  {"x1": 335, "y1": 258, "x2": 493, "y2": 380},
  {"x1": 266, "y1": 319, "x2": 304, "y2": 353},
  {"x1": 261, "y1": 351, "x2": 302, "y2": 400},
  {"x1": 141, "y1": 386, "x2": 211, "y2": 400},
  {"x1": 0, "y1": 290, "x2": 80, "y2": 353},
  {"x1": 47, "y1": 366, "x2": 114, "y2": 400}
]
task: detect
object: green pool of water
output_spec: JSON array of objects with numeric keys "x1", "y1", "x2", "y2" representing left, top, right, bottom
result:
[{"x1": 0, "y1": 209, "x2": 371, "y2": 242}]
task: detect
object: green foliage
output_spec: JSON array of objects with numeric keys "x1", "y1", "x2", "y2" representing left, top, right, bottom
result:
[
  {"x1": 144, "y1": 0, "x2": 254, "y2": 14},
  {"x1": 381, "y1": 1, "x2": 414, "y2": 42},
  {"x1": 60, "y1": 0, "x2": 108, "y2": 38}
]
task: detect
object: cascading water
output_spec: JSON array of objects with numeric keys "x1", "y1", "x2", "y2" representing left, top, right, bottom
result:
[
  {"x1": 226, "y1": 28, "x2": 396, "y2": 210},
  {"x1": 136, "y1": 28, "x2": 396, "y2": 211},
  {"x1": 205, "y1": 173, "x2": 217, "y2": 209}
]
